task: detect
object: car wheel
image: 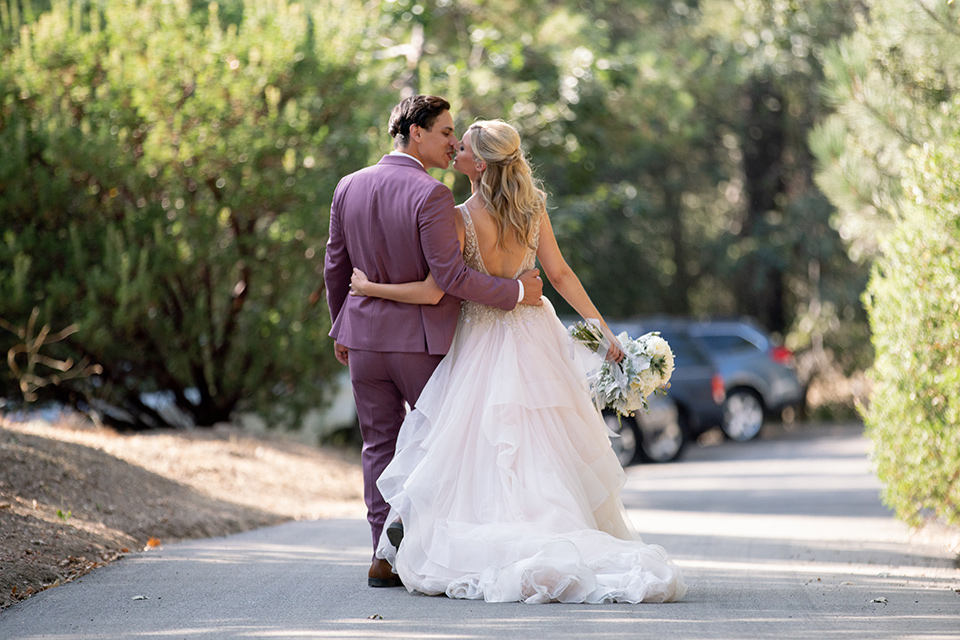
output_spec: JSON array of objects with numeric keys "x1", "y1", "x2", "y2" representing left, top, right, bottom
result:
[
  {"x1": 603, "y1": 412, "x2": 639, "y2": 467},
  {"x1": 722, "y1": 389, "x2": 764, "y2": 441},
  {"x1": 637, "y1": 415, "x2": 685, "y2": 463}
]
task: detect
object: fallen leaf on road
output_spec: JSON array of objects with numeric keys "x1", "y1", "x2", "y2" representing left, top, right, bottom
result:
[
  {"x1": 367, "y1": 614, "x2": 383, "y2": 620},
  {"x1": 144, "y1": 537, "x2": 162, "y2": 551},
  {"x1": 132, "y1": 595, "x2": 149, "y2": 601},
  {"x1": 871, "y1": 597, "x2": 888, "y2": 604}
]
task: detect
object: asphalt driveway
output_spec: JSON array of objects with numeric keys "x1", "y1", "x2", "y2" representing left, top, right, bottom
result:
[{"x1": 1, "y1": 423, "x2": 958, "y2": 639}]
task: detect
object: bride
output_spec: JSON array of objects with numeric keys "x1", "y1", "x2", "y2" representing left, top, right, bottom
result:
[{"x1": 348, "y1": 119, "x2": 686, "y2": 604}]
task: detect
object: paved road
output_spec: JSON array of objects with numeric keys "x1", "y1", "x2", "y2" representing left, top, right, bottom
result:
[{"x1": 1, "y1": 423, "x2": 958, "y2": 639}]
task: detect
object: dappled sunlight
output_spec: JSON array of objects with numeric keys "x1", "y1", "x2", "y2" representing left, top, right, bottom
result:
[
  {"x1": 243, "y1": 630, "x2": 474, "y2": 639},
  {"x1": 619, "y1": 424, "x2": 960, "y2": 622},
  {"x1": 100, "y1": 610, "x2": 960, "y2": 640},
  {"x1": 136, "y1": 544, "x2": 368, "y2": 568},
  {"x1": 627, "y1": 471, "x2": 881, "y2": 492},
  {"x1": 680, "y1": 556, "x2": 959, "y2": 584},
  {"x1": 620, "y1": 428, "x2": 893, "y2": 523},
  {"x1": 635, "y1": 451, "x2": 877, "y2": 478},
  {"x1": 629, "y1": 509, "x2": 906, "y2": 543},
  {"x1": 126, "y1": 629, "x2": 474, "y2": 639}
]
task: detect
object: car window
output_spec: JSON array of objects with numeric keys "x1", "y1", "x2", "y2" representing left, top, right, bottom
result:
[
  {"x1": 697, "y1": 334, "x2": 760, "y2": 353},
  {"x1": 654, "y1": 331, "x2": 712, "y2": 367}
]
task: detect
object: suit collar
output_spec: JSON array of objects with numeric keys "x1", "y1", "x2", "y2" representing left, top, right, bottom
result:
[{"x1": 378, "y1": 154, "x2": 428, "y2": 172}]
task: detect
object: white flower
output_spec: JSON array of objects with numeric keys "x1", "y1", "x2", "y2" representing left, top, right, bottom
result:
[{"x1": 569, "y1": 324, "x2": 675, "y2": 417}]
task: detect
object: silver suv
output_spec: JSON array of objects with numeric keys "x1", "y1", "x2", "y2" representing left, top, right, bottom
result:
[{"x1": 683, "y1": 319, "x2": 804, "y2": 441}]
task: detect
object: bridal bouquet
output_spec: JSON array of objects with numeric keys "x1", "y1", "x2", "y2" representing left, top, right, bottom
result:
[{"x1": 569, "y1": 321, "x2": 675, "y2": 416}]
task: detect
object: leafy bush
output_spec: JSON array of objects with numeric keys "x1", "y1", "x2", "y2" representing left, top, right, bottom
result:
[
  {"x1": 0, "y1": 0, "x2": 380, "y2": 427},
  {"x1": 864, "y1": 134, "x2": 960, "y2": 528},
  {"x1": 813, "y1": 0, "x2": 960, "y2": 528}
]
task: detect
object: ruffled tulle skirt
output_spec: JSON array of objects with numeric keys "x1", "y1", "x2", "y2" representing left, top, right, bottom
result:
[{"x1": 376, "y1": 298, "x2": 686, "y2": 604}]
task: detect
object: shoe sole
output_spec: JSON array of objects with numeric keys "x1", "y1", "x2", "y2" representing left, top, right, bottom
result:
[
  {"x1": 386, "y1": 524, "x2": 404, "y2": 548},
  {"x1": 368, "y1": 576, "x2": 403, "y2": 588}
]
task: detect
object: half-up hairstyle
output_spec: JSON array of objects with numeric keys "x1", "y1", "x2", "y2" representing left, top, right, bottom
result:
[{"x1": 467, "y1": 120, "x2": 546, "y2": 251}]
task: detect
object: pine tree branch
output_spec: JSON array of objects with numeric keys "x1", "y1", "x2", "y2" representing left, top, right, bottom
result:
[
  {"x1": 854, "y1": 88, "x2": 923, "y2": 148},
  {"x1": 912, "y1": 0, "x2": 960, "y2": 38}
]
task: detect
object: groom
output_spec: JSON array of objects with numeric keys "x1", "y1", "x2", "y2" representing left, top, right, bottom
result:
[{"x1": 324, "y1": 95, "x2": 543, "y2": 587}]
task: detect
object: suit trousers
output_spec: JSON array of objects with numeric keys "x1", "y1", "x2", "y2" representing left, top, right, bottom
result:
[{"x1": 348, "y1": 348, "x2": 444, "y2": 555}]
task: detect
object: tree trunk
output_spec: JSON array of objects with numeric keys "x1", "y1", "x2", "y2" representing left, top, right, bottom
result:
[{"x1": 738, "y1": 77, "x2": 787, "y2": 331}]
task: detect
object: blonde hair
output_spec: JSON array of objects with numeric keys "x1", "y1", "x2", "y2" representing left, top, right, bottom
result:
[{"x1": 467, "y1": 120, "x2": 546, "y2": 251}]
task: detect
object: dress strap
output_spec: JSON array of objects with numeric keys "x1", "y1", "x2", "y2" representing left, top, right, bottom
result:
[{"x1": 458, "y1": 205, "x2": 487, "y2": 275}]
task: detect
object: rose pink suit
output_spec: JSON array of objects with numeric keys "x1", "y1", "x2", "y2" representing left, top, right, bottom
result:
[{"x1": 324, "y1": 154, "x2": 519, "y2": 552}]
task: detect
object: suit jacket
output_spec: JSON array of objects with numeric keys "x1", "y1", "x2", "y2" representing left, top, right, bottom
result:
[{"x1": 325, "y1": 154, "x2": 520, "y2": 355}]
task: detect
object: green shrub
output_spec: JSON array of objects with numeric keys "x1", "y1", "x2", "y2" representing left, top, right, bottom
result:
[
  {"x1": 864, "y1": 134, "x2": 960, "y2": 527},
  {"x1": 812, "y1": 0, "x2": 960, "y2": 528},
  {"x1": 0, "y1": 0, "x2": 381, "y2": 426}
]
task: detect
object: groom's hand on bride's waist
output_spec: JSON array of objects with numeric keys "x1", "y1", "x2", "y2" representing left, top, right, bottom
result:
[{"x1": 518, "y1": 269, "x2": 544, "y2": 307}]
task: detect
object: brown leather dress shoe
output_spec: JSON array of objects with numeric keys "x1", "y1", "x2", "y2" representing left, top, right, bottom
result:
[{"x1": 368, "y1": 557, "x2": 402, "y2": 588}]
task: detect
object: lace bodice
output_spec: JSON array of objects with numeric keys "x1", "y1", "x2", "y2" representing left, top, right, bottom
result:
[{"x1": 458, "y1": 204, "x2": 542, "y2": 329}]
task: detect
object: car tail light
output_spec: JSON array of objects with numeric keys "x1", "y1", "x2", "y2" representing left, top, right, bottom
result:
[
  {"x1": 770, "y1": 345, "x2": 794, "y2": 366},
  {"x1": 711, "y1": 373, "x2": 726, "y2": 404}
]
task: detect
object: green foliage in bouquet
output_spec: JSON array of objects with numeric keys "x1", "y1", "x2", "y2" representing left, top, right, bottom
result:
[
  {"x1": 0, "y1": 0, "x2": 383, "y2": 427},
  {"x1": 568, "y1": 321, "x2": 606, "y2": 355}
]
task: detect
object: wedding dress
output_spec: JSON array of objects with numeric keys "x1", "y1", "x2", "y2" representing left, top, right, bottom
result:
[{"x1": 375, "y1": 205, "x2": 686, "y2": 604}]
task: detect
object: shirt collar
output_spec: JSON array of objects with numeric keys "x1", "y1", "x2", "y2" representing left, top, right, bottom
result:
[{"x1": 389, "y1": 150, "x2": 424, "y2": 168}]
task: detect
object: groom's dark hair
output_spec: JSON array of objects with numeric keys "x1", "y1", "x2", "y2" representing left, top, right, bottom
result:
[{"x1": 389, "y1": 95, "x2": 451, "y2": 148}]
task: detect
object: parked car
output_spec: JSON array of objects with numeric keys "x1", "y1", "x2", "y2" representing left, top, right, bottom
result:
[
  {"x1": 611, "y1": 317, "x2": 803, "y2": 442},
  {"x1": 602, "y1": 395, "x2": 684, "y2": 466},
  {"x1": 607, "y1": 319, "x2": 727, "y2": 450},
  {"x1": 684, "y1": 318, "x2": 804, "y2": 441},
  {"x1": 556, "y1": 315, "x2": 725, "y2": 464}
]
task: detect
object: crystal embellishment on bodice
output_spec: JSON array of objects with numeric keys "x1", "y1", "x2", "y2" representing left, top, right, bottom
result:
[{"x1": 458, "y1": 205, "x2": 542, "y2": 329}]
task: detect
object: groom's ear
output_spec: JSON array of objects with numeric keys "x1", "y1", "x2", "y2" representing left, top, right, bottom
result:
[{"x1": 409, "y1": 123, "x2": 422, "y2": 143}]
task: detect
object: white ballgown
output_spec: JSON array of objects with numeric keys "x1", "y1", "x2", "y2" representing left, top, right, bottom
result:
[{"x1": 375, "y1": 205, "x2": 686, "y2": 604}]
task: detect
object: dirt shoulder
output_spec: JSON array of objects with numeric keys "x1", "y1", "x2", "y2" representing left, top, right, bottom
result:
[{"x1": 0, "y1": 415, "x2": 364, "y2": 610}]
